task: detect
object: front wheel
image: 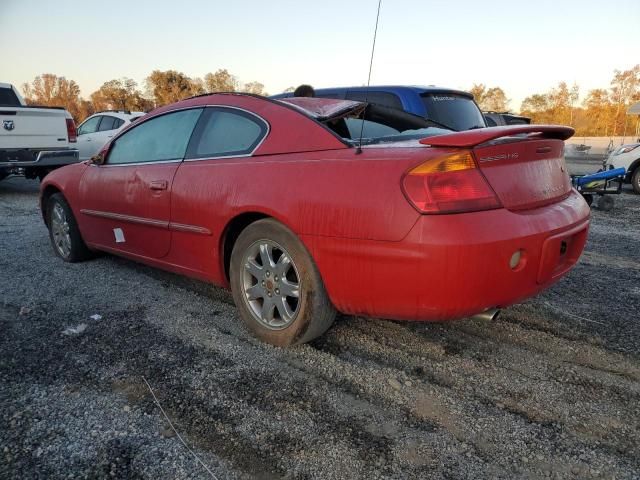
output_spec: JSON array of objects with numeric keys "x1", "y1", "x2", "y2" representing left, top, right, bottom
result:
[
  {"x1": 230, "y1": 218, "x2": 336, "y2": 346},
  {"x1": 46, "y1": 193, "x2": 93, "y2": 262},
  {"x1": 632, "y1": 168, "x2": 640, "y2": 195}
]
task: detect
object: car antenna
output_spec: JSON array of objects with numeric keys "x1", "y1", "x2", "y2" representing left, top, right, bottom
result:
[{"x1": 356, "y1": 0, "x2": 383, "y2": 154}]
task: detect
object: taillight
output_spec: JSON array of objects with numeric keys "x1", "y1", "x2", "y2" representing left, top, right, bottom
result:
[
  {"x1": 66, "y1": 118, "x2": 77, "y2": 143},
  {"x1": 402, "y1": 150, "x2": 502, "y2": 214}
]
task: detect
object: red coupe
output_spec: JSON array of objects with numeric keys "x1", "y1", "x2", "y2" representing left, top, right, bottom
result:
[{"x1": 40, "y1": 93, "x2": 590, "y2": 345}]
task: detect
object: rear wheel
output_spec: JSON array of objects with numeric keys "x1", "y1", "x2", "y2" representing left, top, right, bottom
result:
[
  {"x1": 230, "y1": 218, "x2": 336, "y2": 346},
  {"x1": 632, "y1": 168, "x2": 640, "y2": 194},
  {"x1": 46, "y1": 193, "x2": 93, "y2": 262}
]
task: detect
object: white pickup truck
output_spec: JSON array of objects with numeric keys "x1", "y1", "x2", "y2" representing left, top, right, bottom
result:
[{"x1": 0, "y1": 82, "x2": 79, "y2": 182}]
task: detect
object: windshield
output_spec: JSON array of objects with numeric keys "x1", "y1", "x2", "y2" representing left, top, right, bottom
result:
[{"x1": 421, "y1": 93, "x2": 486, "y2": 131}]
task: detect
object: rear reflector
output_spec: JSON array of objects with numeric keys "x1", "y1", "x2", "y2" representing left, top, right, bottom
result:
[
  {"x1": 402, "y1": 151, "x2": 502, "y2": 214},
  {"x1": 66, "y1": 118, "x2": 77, "y2": 143}
]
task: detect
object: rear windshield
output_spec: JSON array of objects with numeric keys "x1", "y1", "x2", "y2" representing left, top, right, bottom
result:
[
  {"x1": 0, "y1": 87, "x2": 21, "y2": 107},
  {"x1": 324, "y1": 103, "x2": 451, "y2": 145},
  {"x1": 421, "y1": 93, "x2": 486, "y2": 131}
]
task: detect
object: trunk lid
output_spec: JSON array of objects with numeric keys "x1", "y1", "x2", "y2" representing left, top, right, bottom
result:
[
  {"x1": 473, "y1": 138, "x2": 571, "y2": 210},
  {"x1": 0, "y1": 107, "x2": 70, "y2": 149}
]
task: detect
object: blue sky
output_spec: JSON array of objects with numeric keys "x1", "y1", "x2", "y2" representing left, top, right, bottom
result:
[{"x1": 1, "y1": 0, "x2": 638, "y2": 110}]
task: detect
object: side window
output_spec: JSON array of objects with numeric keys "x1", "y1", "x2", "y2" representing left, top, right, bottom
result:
[
  {"x1": 346, "y1": 91, "x2": 403, "y2": 110},
  {"x1": 107, "y1": 108, "x2": 202, "y2": 165},
  {"x1": 186, "y1": 108, "x2": 267, "y2": 159},
  {"x1": 98, "y1": 116, "x2": 117, "y2": 131},
  {"x1": 77, "y1": 116, "x2": 101, "y2": 136},
  {"x1": 113, "y1": 118, "x2": 125, "y2": 129}
]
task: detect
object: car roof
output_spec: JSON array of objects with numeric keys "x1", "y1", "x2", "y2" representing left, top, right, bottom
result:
[
  {"x1": 273, "y1": 85, "x2": 474, "y2": 99},
  {"x1": 325, "y1": 85, "x2": 472, "y2": 96}
]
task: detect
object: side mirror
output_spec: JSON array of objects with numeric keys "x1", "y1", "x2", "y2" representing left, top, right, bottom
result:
[{"x1": 90, "y1": 153, "x2": 105, "y2": 165}]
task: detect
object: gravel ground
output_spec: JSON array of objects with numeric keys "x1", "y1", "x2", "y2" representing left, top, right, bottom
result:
[{"x1": 1, "y1": 162, "x2": 639, "y2": 479}]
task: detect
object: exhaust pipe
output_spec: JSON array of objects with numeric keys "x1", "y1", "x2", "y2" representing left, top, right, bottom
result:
[{"x1": 470, "y1": 308, "x2": 501, "y2": 322}]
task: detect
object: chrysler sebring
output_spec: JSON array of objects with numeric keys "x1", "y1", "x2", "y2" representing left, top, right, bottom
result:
[{"x1": 40, "y1": 93, "x2": 590, "y2": 345}]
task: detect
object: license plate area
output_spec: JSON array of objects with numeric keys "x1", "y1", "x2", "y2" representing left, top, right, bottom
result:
[{"x1": 537, "y1": 222, "x2": 588, "y2": 284}]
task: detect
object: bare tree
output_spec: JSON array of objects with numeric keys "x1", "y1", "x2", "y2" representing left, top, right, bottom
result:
[{"x1": 22, "y1": 73, "x2": 84, "y2": 121}]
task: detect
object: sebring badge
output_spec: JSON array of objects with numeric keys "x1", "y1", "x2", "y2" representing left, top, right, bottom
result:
[
  {"x1": 3, "y1": 120, "x2": 14, "y2": 131},
  {"x1": 479, "y1": 152, "x2": 519, "y2": 162}
]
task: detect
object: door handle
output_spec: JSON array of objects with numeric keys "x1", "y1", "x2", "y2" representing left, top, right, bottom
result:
[{"x1": 149, "y1": 180, "x2": 168, "y2": 191}]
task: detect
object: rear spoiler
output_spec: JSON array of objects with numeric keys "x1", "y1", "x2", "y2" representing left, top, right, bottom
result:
[{"x1": 419, "y1": 125, "x2": 574, "y2": 148}]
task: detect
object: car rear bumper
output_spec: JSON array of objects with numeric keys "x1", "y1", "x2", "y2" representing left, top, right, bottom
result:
[
  {"x1": 0, "y1": 149, "x2": 79, "y2": 169},
  {"x1": 306, "y1": 189, "x2": 590, "y2": 321}
]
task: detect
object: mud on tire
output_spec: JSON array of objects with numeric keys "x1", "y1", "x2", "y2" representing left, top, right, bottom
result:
[
  {"x1": 230, "y1": 218, "x2": 336, "y2": 346},
  {"x1": 46, "y1": 193, "x2": 93, "y2": 263}
]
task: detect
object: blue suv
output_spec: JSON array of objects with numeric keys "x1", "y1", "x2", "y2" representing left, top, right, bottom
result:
[{"x1": 271, "y1": 85, "x2": 486, "y2": 131}]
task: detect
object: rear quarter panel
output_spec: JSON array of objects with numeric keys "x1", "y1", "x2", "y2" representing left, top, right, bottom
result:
[{"x1": 169, "y1": 147, "x2": 425, "y2": 282}]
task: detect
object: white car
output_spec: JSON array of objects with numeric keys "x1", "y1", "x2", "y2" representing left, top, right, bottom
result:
[
  {"x1": 603, "y1": 143, "x2": 640, "y2": 193},
  {"x1": 76, "y1": 111, "x2": 145, "y2": 161}
]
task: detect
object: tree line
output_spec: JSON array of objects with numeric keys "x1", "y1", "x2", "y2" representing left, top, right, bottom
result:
[
  {"x1": 20, "y1": 65, "x2": 640, "y2": 137},
  {"x1": 21, "y1": 69, "x2": 266, "y2": 123},
  {"x1": 471, "y1": 65, "x2": 640, "y2": 137}
]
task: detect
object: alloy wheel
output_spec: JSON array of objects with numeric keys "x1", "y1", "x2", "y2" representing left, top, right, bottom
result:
[
  {"x1": 51, "y1": 203, "x2": 72, "y2": 258},
  {"x1": 241, "y1": 239, "x2": 301, "y2": 329}
]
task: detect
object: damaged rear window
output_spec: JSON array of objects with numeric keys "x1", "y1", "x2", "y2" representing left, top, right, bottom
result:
[{"x1": 324, "y1": 103, "x2": 451, "y2": 145}]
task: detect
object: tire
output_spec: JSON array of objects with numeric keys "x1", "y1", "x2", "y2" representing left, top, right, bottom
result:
[
  {"x1": 46, "y1": 193, "x2": 93, "y2": 262},
  {"x1": 229, "y1": 218, "x2": 336, "y2": 346},
  {"x1": 596, "y1": 195, "x2": 615, "y2": 212},
  {"x1": 632, "y1": 168, "x2": 640, "y2": 195}
]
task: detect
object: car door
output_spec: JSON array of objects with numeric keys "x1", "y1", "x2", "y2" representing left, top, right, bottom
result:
[
  {"x1": 77, "y1": 108, "x2": 203, "y2": 259},
  {"x1": 76, "y1": 116, "x2": 102, "y2": 160}
]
